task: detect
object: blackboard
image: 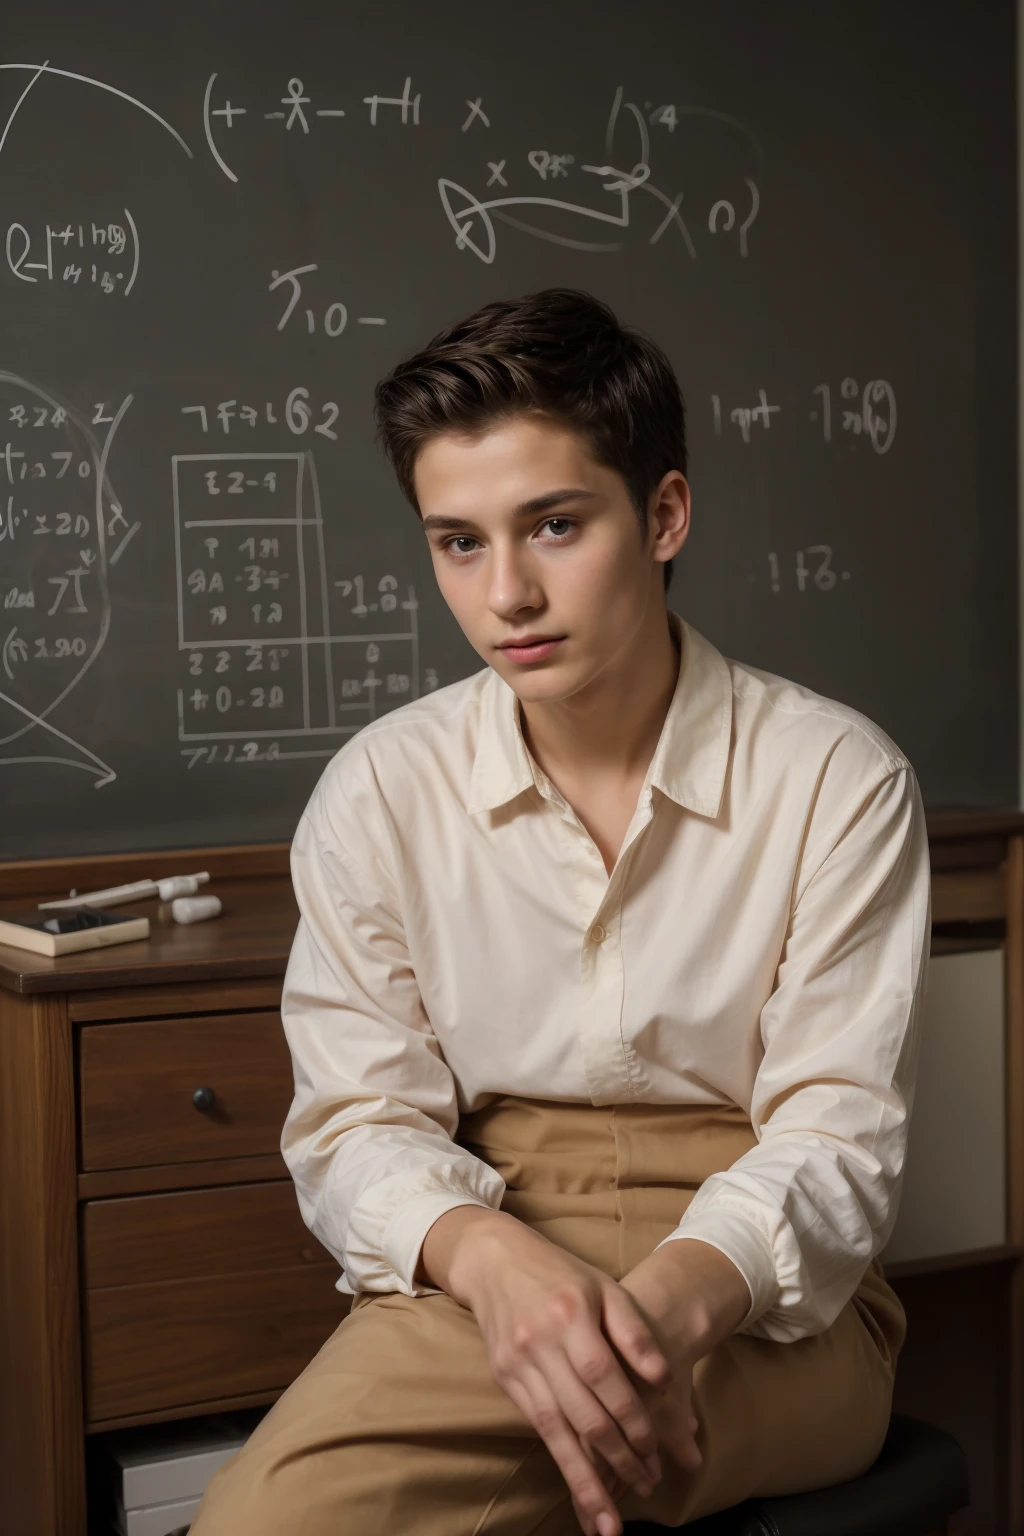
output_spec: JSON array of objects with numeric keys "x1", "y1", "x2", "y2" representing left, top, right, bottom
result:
[{"x1": 0, "y1": 0, "x2": 1017, "y2": 861}]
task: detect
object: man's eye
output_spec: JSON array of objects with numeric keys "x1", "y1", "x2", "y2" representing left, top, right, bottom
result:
[{"x1": 439, "y1": 518, "x2": 577, "y2": 558}]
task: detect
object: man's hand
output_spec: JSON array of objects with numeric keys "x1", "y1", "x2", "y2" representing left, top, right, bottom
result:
[
  {"x1": 571, "y1": 1239, "x2": 754, "y2": 1532},
  {"x1": 421, "y1": 1208, "x2": 672, "y2": 1536},
  {"x1": 570, "y1": 1282, "x2": 702, "y2": 1535}
]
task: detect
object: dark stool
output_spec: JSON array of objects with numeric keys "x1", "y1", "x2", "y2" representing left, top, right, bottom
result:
[{"x1": 623, "y1": 1413, "x2": 970, "y2": 1536}]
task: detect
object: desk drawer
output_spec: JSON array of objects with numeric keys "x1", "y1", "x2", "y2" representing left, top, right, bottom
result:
[
  {"x1": 81, "y1": 1182, "x2": 345, "y2": 1423},
  {"x1": 79, "y1": 1012, "x2": 294, "y2": 1171}
]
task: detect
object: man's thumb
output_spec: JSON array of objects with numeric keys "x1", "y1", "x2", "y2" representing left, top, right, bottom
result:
[{"x1": 602, "y1": 1285, "x2": 673, "y2": 1387}]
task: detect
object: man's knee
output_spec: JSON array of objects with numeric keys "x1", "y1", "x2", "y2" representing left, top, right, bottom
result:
[{"x1": 188, "y1": 1440, "x2": 284, "y2": 1535}]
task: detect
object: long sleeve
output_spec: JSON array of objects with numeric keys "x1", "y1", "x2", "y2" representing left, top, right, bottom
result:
[
  {"x1": 279, "y1": 766, "x2": 507, "y2": 1297},
  {"x1": 655, "y1": 759, "x2": 932, "y2": 1343}
]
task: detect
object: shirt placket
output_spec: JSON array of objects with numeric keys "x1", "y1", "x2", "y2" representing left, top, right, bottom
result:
[{"x1": 535, "y1": 770, "x2": 655, "y2": 1106}]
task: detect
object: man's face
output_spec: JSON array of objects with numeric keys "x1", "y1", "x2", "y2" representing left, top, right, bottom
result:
[{"x1": 415, "y1": 414, "x2": 681, "y2": 702}]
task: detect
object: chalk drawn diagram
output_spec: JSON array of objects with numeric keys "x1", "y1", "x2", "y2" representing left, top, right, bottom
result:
[
  {"x1": 198, "y1": 68, "x2": 763, "y2": 269},
  {"x1": 202, "y1": 71, "x2": 421, "y2": 184},
  {"x1": 0, "y1": 56, "x2": 772, "y2": 784},
  {"x1": 0, "y1": 64, "x2": 190, "y2": 784},
  {"x1": 0, "y1": 63, "x2": 191, "y2": 299},
  {"x1": 172, "y1": 450, "x2": 421, "y2": 765},
  {"x1": 0, "y1": 60, "x2": 192, "y2": 161},
  {"x1": 439, "y1": 85, "x2": 761, "y2": 264},
  {"x1": 0, "y1": 374, "x2": 141, "y2": 786}
]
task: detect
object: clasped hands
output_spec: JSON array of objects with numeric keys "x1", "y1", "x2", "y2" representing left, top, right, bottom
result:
[{"x1": 444, "y1": 1214, "x2": 712, "y2": 1536}]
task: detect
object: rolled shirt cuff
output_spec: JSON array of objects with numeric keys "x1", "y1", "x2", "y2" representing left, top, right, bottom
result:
[
  {"x1": 382, "y1": 1190, "x2": 504, "y2": 1297},
  {"x1": 652, "y1": 1204, "x2": 781, "y2": 1333}
]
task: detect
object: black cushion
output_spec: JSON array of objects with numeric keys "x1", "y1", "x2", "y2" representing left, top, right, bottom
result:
[{"x1": 623, "y1": 1413, "x2": 970, "y2": 1536}]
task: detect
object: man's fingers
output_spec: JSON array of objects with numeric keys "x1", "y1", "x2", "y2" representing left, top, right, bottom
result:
[
  {"x1": 657, "y1": 1401, "x2": 703, "y2": 1473},
  {"x1": 542, "y1": 1344, "x2": 657, "y2": 1493},
  {"x1": 583, "y1": 1441, "x2": 628, "y2": 1503},
  {"x1": 511, "y1": 1367, "x2": 625, "y2": 1536},
  {"x1": 601, "y1": 1285, "x2": 673, "y2": 1389},
  {"x1": 567, "y1": 1307, "x2": 664, "y2": 1481}
]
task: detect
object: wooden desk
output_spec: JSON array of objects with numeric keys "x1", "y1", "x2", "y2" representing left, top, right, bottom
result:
[
  {"x1": 0, "y1": 852, "x2": 347, "y2": 1536},
  {"x1": 0, "y1": 820, "x2": 1022, "y2": 1536}
]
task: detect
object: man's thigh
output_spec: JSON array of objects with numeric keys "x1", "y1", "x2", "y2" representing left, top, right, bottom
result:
[
  {"x1": 187, "y1": 1288, "x2": 570, "y2": 1536},
  {"x1": 188, "y1": 1282, "x2": 895, "y2": 1536}
]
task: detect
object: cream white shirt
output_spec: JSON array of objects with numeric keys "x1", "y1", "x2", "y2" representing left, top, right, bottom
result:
[{"x1": 280, "y1": 608, "x2": 931, "y2": 1343}]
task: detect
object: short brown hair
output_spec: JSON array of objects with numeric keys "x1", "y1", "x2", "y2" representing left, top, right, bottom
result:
[{"x1": 373, "y1": 288, "x2": 686, "y2": 593}]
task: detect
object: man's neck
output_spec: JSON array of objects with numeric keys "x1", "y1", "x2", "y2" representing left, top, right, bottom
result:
[{"x1": 517, "y1": 608, "x2": 682, "y2": 793}]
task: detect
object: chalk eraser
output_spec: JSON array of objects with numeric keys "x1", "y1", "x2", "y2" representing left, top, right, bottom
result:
[{"x1": 171, "y1": 895, "x2": 222, "y2": 925}]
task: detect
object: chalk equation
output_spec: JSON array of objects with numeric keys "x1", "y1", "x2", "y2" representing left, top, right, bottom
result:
[
  {"x1": 268, "y1": 265, "x2": 387, "y2": 337},
  {"x1": 0, "y1": 373, "x2": 142, "y2": 786},
  {"x1": 173, "y1": 448, "x2": 427, "y2": 765},
  {"x1": 439, "y1": 85, "x2": 759, "y2": 264},
  {"x1": 198, "y1": 68, "x2": 760, "y2": 265},
  {"x1": 710, "y1": 378, "x2": 897, "y2": 455},
  {"x1": 5, "y1": 211, "x2": 140, "y2": 296},
  {"x1": 746, "y1": 548, "x2": 853, "y2": 594},
  {"x1": 182, "y1": 389, "x2": 341, "y2": 440},
  {"x1": 203, "y1": 71, "x2": 422, "y2": 183}
]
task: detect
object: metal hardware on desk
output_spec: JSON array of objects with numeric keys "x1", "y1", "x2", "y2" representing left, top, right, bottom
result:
[{"x1": 193, "y1": 1086, "x2": 217, "y2": 1112}]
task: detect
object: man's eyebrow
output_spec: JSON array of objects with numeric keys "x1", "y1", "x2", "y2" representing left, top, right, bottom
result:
[{"x1": 420, "y1": 487, "x2": 600, "y2": 534}]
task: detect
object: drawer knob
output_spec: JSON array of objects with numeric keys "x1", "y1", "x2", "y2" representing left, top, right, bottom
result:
[{"x1": 192, "y1": 1085, "x2": 217, "y2": 1112}]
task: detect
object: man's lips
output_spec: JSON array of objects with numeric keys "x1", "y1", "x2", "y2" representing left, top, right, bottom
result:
[
  {"x1": 498, "y1": 637, "x2": 565, "y2": 649},
  {"x1": 498, "y1": 637, "x2": 566, "y2": 663}
]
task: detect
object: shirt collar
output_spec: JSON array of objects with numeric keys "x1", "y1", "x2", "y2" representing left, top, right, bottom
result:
[{"x1": 467, "y1": 609, "x2": 733, "y2": 820}]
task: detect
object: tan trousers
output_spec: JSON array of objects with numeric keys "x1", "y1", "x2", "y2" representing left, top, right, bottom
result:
[{"x1": 189, "y1": 1096, "x2": 905, "y2": 1535}]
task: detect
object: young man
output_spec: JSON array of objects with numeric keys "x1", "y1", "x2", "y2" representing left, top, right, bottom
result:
[{"x1": 191, "y1": 288, "x2": 930, "y2": 1536}]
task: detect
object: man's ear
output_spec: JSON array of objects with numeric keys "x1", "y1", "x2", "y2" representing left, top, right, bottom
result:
[{"x1": 648, "y1": 471, "x2": 690, "y2": 560}]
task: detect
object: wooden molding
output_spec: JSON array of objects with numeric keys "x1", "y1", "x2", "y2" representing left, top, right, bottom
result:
[
  {"x1": 883, "y1": 1242, "x2": 1024, "y2": 1281},
  {"x1": 932, "y1": 867, "x2": 1007, "y2": 924},
  {"x1": 86, "y1": 1387, "x2": 284, "y2": 1435},
  {"x1": 926, "y1": 810, "x2": 1024, "y2": 841},
  {"x1": 78, "y1": 1153, "x2": 290, "y2": 1201},
  {"x1": 0, "y1": 842, "x2": 291, "y2": 901},
  {"x1": 0, "y1": 991, "x2": 86, "y2": 1536},
  {"x1": 1004, "y1": 836, "x2": 1024, "y2": 1536}
]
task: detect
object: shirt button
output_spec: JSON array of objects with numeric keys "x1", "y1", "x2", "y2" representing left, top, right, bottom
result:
[{"x1": 590, "y1": 923, "x2": 607, "y2": 944}]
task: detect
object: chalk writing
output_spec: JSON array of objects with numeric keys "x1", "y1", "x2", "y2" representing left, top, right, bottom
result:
[
  {"x1": 172, "y1": 450, "x2": 422, "y2": 759},
  {"x1": 197, "y1": 71, "x2": 758, "y2": 271},
  {"x1": 710, "y1": 389, "x2": 780, "y2": 443},
  {"x1": 461, "y1": 97, "x2": 490, "y2": 132},
  {"x1": 203, "y1": 70, "x2": 422, "y2": 181},
  {"x1": 710, "y1": 378, "x2": 898, "y2": 454},
  {"x1": 181, "y1": 740, "x2": 282, "y2": 766},
  {"x1": 182, "y1": 392, "x2": 340, "y2": 440},
  {"x1": 6, "y1": 210, "x2": 140, "y2": 295},
  {"x1": 757, "y1": 548, "x2": 852, "y2": 593},
  {"x1": 363, "y1": 75, "x2": 421, "y2": 126},
  {"x1": 0, "y1": 374, "x2": 141, "y2": 785},
  {"x1": 810, "y1": 379, "x2": 897, "y2": 454},
  {"x1": 268, "y1": 264, "x2": 386, "y2": 338},
  {"x1": 437, "y1": 85, "x2": 756, "y2": 262},
  {"x1": 528, "y1": 150, "x2": 574, "y2": 180}
]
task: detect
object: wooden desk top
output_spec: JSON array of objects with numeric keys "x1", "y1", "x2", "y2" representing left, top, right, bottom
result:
[
  {"x1": 0, "y1": 877, "x2": 298, "y2": 996},
  {"x1": 2, "y1": 807, "x2": 1023, "y2": 996}
]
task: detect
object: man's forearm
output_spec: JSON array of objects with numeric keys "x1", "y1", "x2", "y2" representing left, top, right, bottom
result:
[
  {"x1": 620, "y1": 1238, "x2": 755, "y2": 1360},
  {"x1": 417, "y1": 1209, "x2": 756, "y2": 1361},
  {"x1": 415, "y1": 1204, "x2": 519, "y2": 1294}
]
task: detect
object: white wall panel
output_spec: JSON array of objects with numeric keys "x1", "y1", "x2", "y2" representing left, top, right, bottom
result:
[{"x1": 882, "y1": 947, "x2": 1005, "y2": 1265}]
